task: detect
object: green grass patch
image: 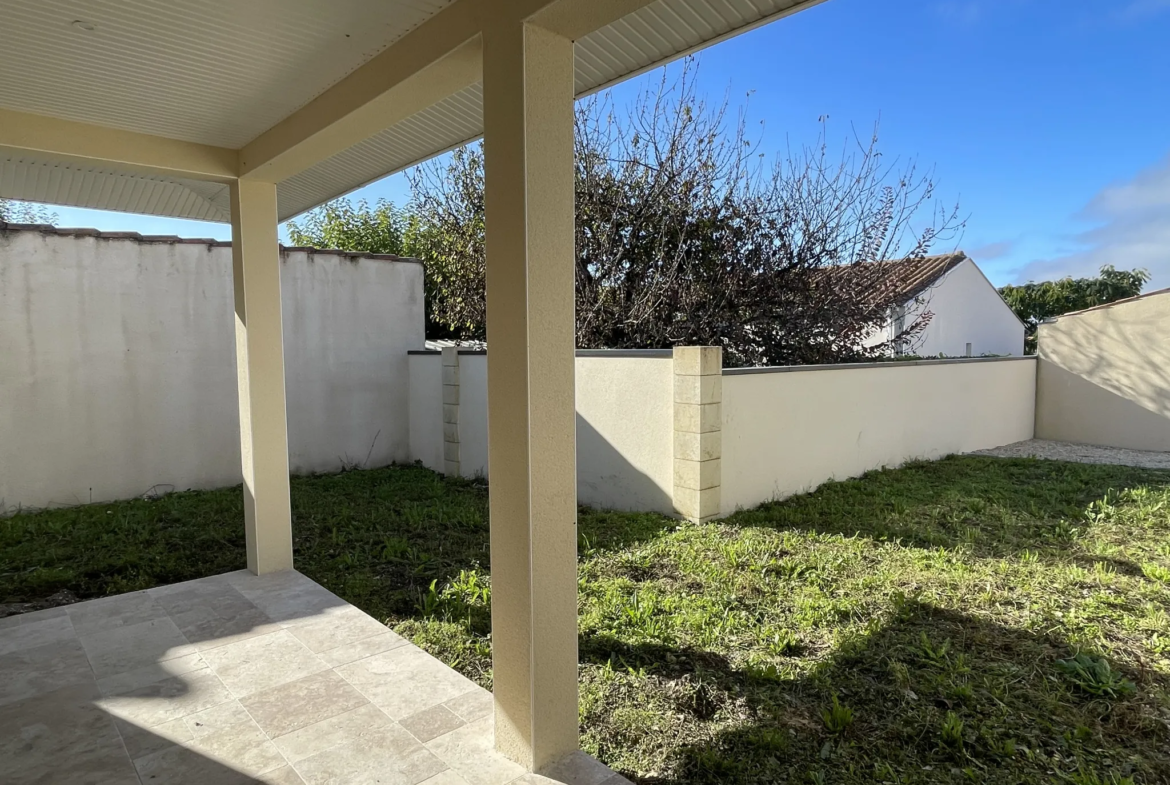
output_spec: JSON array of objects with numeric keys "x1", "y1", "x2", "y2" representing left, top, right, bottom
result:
[{"x1": 4, "y1": 456, "x2": 1170, "y2": 783}]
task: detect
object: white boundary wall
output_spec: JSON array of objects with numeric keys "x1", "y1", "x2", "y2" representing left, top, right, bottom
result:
[
  {"x1": 1, "y1": 228, "x2": 424, "y2": 510},
  {"x1": 721, "y1": 357, "x2": 1036, "y2": 513},
  {"x1": 408, "y1": 350, "x2": 675, "y2": 514}
]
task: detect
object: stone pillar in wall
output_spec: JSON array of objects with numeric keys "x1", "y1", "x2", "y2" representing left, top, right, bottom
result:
[
  {"x1": 442, "y1": 347, "x2": 461, "y2": 477},
  {"x1": 673, "y1": 346, "x2": 722, "y2": 522}
]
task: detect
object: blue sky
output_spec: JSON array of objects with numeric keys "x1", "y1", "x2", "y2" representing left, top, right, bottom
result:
[{"x1": 48, "y1": 0, "x2": 1170, "y2": 289}]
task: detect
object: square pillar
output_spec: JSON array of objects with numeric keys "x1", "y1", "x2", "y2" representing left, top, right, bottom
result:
[
  {"x1": 673, "y1": 346, "x2": 723, "y2": 523},
  {"x1": 230, "y1": 180, "x2": 293, "y2": 575},
  {"x1": 482, "y1": 18, "x2": 578, "y2": 771}
]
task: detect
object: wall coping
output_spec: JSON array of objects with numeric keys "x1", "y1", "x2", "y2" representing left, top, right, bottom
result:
[
  {"x1": 0, "y1": 221, "x2": 423, "y2": 265},
  {"x1": 408, "y1": 348, "x2": 674, "y2": 358},
  {"x1": 724, "y1": 355, "x2": 1036, "y2": 376}
]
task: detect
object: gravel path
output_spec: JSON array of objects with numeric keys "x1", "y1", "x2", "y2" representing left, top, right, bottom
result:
[{"x1": 971, "y1": 439, "x2": 1170, "y2": 470}]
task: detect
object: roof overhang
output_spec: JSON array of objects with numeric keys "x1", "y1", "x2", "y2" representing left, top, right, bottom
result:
[{"x1": 0, "y1": 0, "x2": 825, "y2": 223}]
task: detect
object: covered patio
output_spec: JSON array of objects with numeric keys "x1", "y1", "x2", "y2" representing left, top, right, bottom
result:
[
  {"x1": 1, "y1": 569, "x2": 621, "y2": 784},
  {"x1": 0, "y1": 0, "x2": 823, "y2": 779}
]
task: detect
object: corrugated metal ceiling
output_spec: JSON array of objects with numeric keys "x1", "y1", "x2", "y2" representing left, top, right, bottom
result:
[{"x1": 0, "y1": 0, "x2": 818, "y2": 224}]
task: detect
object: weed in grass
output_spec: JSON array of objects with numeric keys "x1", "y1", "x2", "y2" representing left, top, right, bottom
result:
[
  {"x1": 1055, "y1": 653, "x2": 1137, "y2": 699},
  {"x1": 821, "y1": 694, "x2": 854, "y2": 734},
  {"x1": 940, "y1": 710, "x2": 965, "y2": 751}
]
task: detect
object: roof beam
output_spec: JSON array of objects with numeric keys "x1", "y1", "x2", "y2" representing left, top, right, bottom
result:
[
  {"x1": 237, "y1": 0, "x2": 664, "y2": 184},
  {"x1": 527, "y1": 0, "x2": 660, "y2": 40},
  {"x1": 238, "y1": 1, "x2": 484, "y2": 183},
  {"x1": 0, "y1": 108, "x2": 238, "y2": 182}
]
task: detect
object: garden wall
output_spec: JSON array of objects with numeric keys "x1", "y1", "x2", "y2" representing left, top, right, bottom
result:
[
  {"x1": 1035, "y1": 289, "x2": 1170, "y2": 452},
  {"x1": 720, "y1": 356, "x2": 1037, "y2": 513},
  {"x1": 0, "y1": 226, "x2": 424, "y2": 511},
  {"x1": 407, "y1": 350, "x2": 676, "y2": 514}
]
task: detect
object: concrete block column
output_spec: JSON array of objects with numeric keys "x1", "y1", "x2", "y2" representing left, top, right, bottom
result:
[
  {"x1": 482, "y1": 17, "x2": 578, "y2": 771},
  {"x1": 229, "y1": 180, "x2": 293, "y2": 575},
  {"x1": 673, "y1": 346, "x2": 723, "y2": 523},
  {"x1": 442, "y1": 348, "x2": 461, "y2": 476}
]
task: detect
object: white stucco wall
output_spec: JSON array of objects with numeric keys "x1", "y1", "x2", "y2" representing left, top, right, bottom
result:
[
  {"x1": 457, "y1": 353, "x2": 490, "y2": 479},
  {"x1": 0, "y1": 228, "x2": 424, "y2": 510},
  {"x1": 407, "y1": 352, "x2": 444, "y2": 472},
  {"x1": 412, "y1": 351, "x2": 675, "y2": 513},
  {"x1": 1035, "y1": 290, "x2": 1170, "y2": 451},
  {"x1": 720, "y1": 357, "x2": 1036, "y2": 513},
  {"x1": 908, "y1": 259, "x2": 1025, "y2": 357},
  {"x1": 575, "y1": 354, "x2": 675, "y2": 514}
]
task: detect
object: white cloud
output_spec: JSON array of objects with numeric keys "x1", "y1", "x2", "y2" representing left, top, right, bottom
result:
[{"x1": 1015, "y1": 155, "x2": 1170, "y2": 290}]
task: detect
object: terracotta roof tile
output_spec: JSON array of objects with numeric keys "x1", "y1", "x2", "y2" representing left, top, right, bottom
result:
[{"x1": 816, "y1": 252, "x2": 967, "y2": 308}]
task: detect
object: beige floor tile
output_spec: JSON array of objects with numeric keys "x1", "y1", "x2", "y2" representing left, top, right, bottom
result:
[
  {"x1": 443, "y1": 688, "x2": 494, "y2": 723},
  {"x1": 0, "y1": 682, "x2": 140, "y2": 785},
  {"x1": 79, "y1": 616, "x2": 195, "y2": 679},
  {"x1": 147, "y1": 574, "x2": 233, "y2": 601},
  {"x1": 153, "y1": 577, "x2": 280, "y2": 649},
  {"x1": 115, "y1": 715, "x2": 195, "y2": 761},
  {"x1": 292, "y1": 724, "x2": 447, "y2": 785},
  {"x1": 199, "y1": 629, "x2": 330, "y2": 698},
  {"x1": 271, "y1": 703, "x2": 398, "y2": 764},
  {"x1": 286, "y1": 605, "x2": 392, "y2": 653},
  {"x1": 97, "y1": 666, "x2": 234, "y2": 728},
  {"x1": 261, "y1": 765, "x2": 309, "y2": 784},
  {"x1": 425, "y1": 717, "x2": 526, "y2": 785},
  {"x1": 133, "y1": 738, "x2": 284, "y2": 785},
  {"x1": 0, "y1": 605, "x2": 70, "y2": 630},
  {"x1": 67, "y1": 590, "x2": 169, "y2": 638},
  {"x1": 534, "y1": 750, "x2": 621, "y2": 785},
  {"x1": 401, "y1": 704, "x2": 467, "y2": 743},
  {"x1": 0, "y1": 613, "x2": 75, "y2": 656},
  {"x1": 96, "y1": 652, "x2": 207, "y2": 696},
  {"x1": 182, "y1": 699, "x2": 255, "y2": 736},
  {"x1": 224, "y1": 571, "x2": 348, "y2": 625},
  {"x1": 133, "y1": 695, "x2": 286, "y2": 780},
  {"x1": 242, "y1": 669, "x2": 369, "y2": 738},
  {"x1": 420, "y1": 772, "x2": 474, "y2": 785},
  {"x1": 0, "y1": 638, "x2": 95, "y2": 707},
  {"x1": 336, "y1": 644, "x2": 479, "y2": 719},
  {"x1": 318, "y1": 629, "x2": 410, "y2": 667}
]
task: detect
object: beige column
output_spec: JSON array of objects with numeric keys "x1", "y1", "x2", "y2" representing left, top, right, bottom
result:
[
  {"x1": 673, "y1": 346, "x2": 723, "y2": 523},
  {"x1": 230, "y1": 180, "x2": 293, "y2": 575},
  {"x1": 442, "y1": 347, "x2": 461, "y2": 477},
  {"x1": 482, "y1": 18, "x2": 579, "y2": 771}
]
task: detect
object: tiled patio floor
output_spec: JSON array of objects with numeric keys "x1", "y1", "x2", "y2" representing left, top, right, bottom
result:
[{"x1": 0, "y1": 570, "x2": 629, "y2": 785}]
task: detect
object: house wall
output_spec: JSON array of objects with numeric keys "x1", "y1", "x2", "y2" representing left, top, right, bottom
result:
[
  {"x1": 1035, "y1": 290, "x2": 1170, "y2": 451},
  {"x1": 911, "y1": 259, "x2": 1025, "y2": 357},
  {"x1": 720, "y1": 357, "x2": 1036, "y2": 513},
  {"x1": 0, "y1": 228, "x2": 424, "y2": 510}
]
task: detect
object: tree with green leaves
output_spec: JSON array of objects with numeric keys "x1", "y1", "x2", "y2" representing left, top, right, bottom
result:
[{"x1": 999, "y1": 265, "x2": 1149, "y2": 354}]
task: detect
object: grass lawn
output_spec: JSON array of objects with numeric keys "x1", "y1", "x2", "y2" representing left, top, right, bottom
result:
[{"x1": 4, "y1": 456, "x2": 1170, "y2": 784}]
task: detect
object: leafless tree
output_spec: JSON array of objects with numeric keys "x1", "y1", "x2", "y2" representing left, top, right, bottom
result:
[{"x1": 406, "y1": 58, "x2": 963, "y2": 365}]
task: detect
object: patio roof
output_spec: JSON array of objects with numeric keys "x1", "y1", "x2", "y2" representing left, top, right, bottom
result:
[
  {"x1": 2, "y1": 0, "x2": 829, "y2": 772},
  {"x1": 0, "y1": 0, "x2": 821, "y2": 222}
]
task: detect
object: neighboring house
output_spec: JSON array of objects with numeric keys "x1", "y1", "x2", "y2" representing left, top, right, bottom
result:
[{"x1": 858, "y1": 252, "x2": 1025, "y2": 357}]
